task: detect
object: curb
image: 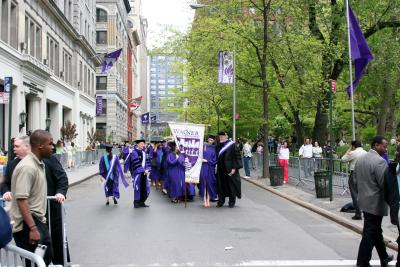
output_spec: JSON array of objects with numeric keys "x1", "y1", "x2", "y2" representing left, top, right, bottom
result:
[
  {"x1": 242, "y1": 177, "x2": 398, "y2": 252},
  {"x1": 69, "y1": 172, "x2": 99, "y2": 187}
]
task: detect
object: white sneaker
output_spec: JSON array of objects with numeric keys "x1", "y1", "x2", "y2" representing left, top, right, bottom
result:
[{"x1": 244, "y1": 176, "x2": 250, "y2": 179}]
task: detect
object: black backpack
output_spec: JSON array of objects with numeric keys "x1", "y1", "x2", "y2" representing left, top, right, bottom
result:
[{"x1": 0, "y1": 206, "x2": 12, "y2": 248}]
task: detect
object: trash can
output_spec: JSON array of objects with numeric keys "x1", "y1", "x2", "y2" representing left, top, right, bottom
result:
[
  {"x1": 269, "y1": 165, "x2": 283, "y2": 186},
  {"x1": 314, "y1": 171, "x2": 330, "y2": 198}
]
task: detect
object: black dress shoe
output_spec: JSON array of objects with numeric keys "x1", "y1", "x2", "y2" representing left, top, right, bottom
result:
[
  {"x1": 352, "y1": 214, "x2": 362, "y2": 220},
  {"x1": 229, "y1": 204, "x2": 235, "y2": 208},
  {"x1": 113, "y1": 197, "x2": 118, "y2": 205},
  {"x1": 134, "y1": 203, "x2": 141, "y2": 208},
  {"x1": 106, "y1": 200, "x2": 110, "y2": 206},
  {"x1": 140, "y1": 203, "x2": 150, "y2": 208},
  {"x1": 216, "y1": 202, "x2": 224, "y2": 208},
  {"x1": 381, "y1": 255, "x2": 393, "y2": 267}
]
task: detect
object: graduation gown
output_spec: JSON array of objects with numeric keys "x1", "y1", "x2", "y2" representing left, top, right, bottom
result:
[
  {"x1": 166, "y1": 153, "x2": 185, "y2": 198},
  {"x1": 121, "y1": 146, "x2": 130, "y2": 160},
  {"x1": 161, "y1": 146, "x2": 170, "y2": 188},
  {"x1": 199, "y1": 144, "x2": 218, "y2": 200},
  {"x1": 150, "y1": 148, "x2": 163, "y2": 181},
  {"x1": 124, "y1": 148, "x2": 151, "y2": 202},
  {"x1": 216, "y1": 140, "x2": 242, "y2": 199},
  {"x1": 99, "y1": 154, "x2": 128, "y2": 198}
]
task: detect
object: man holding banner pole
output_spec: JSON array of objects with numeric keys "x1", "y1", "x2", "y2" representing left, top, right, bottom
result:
[{"x1": 216, "y1": 131, "x2": 242, "y2": 208}]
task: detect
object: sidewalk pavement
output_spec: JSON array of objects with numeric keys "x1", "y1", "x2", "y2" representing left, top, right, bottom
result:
[
  {"x1": 65, "y1": 164, "x2": 99, "y2": 187},
  {"x1": 241, "y1": 170, "x2": 399, "y2": 251}
]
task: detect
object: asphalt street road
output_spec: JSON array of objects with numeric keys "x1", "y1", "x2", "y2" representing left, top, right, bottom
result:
[{"x1": 65, "y1": 177, "x2": 392, "y2": 267}]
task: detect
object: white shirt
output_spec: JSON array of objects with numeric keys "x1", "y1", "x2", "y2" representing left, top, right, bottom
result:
[
  {"x1": 312, "y1": 146, "x2": 323, "y2": 158},
  {"x1": 299, "y1": 144, "x2": 313, "y2": 158},
  {"x1": 243, "y1": 143, "x2": 252, "y2": 157},
  {"x1": 278, "y1": 147, "x2": 290, "y2": 160},
  {"x1": 341, "y1": 147, "x2": 367, "y2": 171}
]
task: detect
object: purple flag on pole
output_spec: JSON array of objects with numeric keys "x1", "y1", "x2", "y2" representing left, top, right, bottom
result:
[
  {"x1": 101, "y1": 48, "x2": 123, "y2": 74},
  {"x1": 346, "y1": 6, "x2": 373, "y2": 97}
]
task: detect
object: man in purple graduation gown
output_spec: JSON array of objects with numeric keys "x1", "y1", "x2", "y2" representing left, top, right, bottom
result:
[
  {"x1": 121, "y1": 143, "x2": 130, "y2": 160},
  {"x1": 216, "y1": 131, "x2": 243, "y2": 208},
  {"x1": 161, "y1": 141, "x2": 170, "y2": 195},
  {"x1": 199, "y1": 135, "x2": 218, "y2": 207},
  {"x1": 99, "y1": 145, "x2": 129, "y2": 205},
  {"x1": 124, "y1": 139, "x2": 152, "y2": 208}
]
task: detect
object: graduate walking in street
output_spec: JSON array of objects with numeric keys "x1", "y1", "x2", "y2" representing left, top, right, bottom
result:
[
  {"x1": 99, "y1": 145, "x2": 129, "y2": 206},
  {"x1": 199, "y1": 135, "x2": 218, "y2": 207},
  {"x1": 216, "y1": 131, "x2": 243, "y2": 208},
  {"x1": 124, "y1": 139, "x2": 152, "y2": 208}
]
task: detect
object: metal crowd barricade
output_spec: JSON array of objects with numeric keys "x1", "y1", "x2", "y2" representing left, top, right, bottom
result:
[
  {"x1": 47, "y1": 196, "x2": 70, "y2": 267},
  {"x1": 54, "y1": 149, "x2": 105, "y2": 170},
  {"x1": 0, "y1": 243, "x2": 46, "y2": 267}
]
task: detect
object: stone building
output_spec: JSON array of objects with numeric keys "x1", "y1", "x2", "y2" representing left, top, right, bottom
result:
[{"x1": 0, "y1": 0, "x2": 99, "y2": 151}]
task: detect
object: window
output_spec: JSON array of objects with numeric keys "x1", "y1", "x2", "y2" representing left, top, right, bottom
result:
[
  {"x1": 79, "y1": 61, "x2": 83, "y2": 89},
  {"x1": 46, "y1": 35, "x2": 59, "y2": 72},
  {"x1": 62, "y1": 50, "x2": 72, "y2": 84},
  {"x1": 96, "y1": 8, "x2": 107, "y2": 22},
  {"x1": 9, "y1": 1, "x2": 18, "y2": 49},
  {"x1": 84, "y1": 65, "x2": 87, "y2": 93},
  {"x1": 96, "y1": 76, "x2": 107, "y2": 90},
  {"x1": 96, "y1": 31, "x2": 107, "y2": 45},
  {"x1": 101, "y1": 99, "x2": 107, "y2": 114},
  {"x1": 25, "y1": 15, "x2": 42, "y2": 60}
]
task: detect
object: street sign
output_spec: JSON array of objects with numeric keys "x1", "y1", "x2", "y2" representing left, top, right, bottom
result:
[{"x1": 0, "y1": 77, "x2": 12, "y2": 104}]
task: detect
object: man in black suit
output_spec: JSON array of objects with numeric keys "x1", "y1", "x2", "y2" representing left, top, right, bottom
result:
[
  {"x1": 216, "y1": 132, "x2": 242, "y2": 208},
  {"x1": 43, "y1": 153, "x2": 70, "y2": 265}
]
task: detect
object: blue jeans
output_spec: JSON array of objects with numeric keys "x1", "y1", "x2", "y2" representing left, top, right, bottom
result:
[{"x1": 243, "y1": 157, "x2": 251, "y2": 177}]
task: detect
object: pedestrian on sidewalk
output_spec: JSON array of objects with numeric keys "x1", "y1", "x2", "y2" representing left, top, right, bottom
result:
[
  {"x1": 312, "y1": 141, "x2": 323, "y2": 171},
  {"x1": 216, "y1": 131, "x2": 242, "y2": 208},
  {"x1": 354, "y1": 135, "x2": 393, "y2": 267},
  {"x1": 299, "y1": 138, "x2": 313, "y2": 177},
  {"x1": 242, "y1": 139, "x2": 252, "y2": 178},
  {"x1": 341, "y1": 140, "x2": 367, "y2": 220},
  {"x1": 10, "y1": 130, "x2": 54, "y2": 266},
  {"x1": 124, "y1": 139, "x2": 151, "y2": 208},
  {"x1": 199, "y1": 135, "x2": 218, "y2": 207},
  {"x1": 278, "y1": 141, "x2": 290, "y2": 184},
  {"x1": 99, "y1": 144, "x2": 129, "y2": 206}
]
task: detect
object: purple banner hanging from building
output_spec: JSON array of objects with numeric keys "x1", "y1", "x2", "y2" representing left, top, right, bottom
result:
[
  {"x1": 150, "y1": 115, "x2": 157, "y2": 123},
  {"x1": 96, "y1": 96, "x2": 102, "y2": 115}
]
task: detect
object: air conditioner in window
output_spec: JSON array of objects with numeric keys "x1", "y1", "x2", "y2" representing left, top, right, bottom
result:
[
  {"x1": 60, "y1": 71, "x2": 64, "y2": 78},
  {"x1": 43, "y1": 59, "x2": 48, "y2": 65},
  {"x1": 78, "y1": 81, "x2": 81, "y2": 87}
]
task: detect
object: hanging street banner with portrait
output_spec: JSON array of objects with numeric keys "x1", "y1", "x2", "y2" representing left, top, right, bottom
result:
[
  {"x1": 218, "y1": 51, "x2": 234, "y2": 84},
  {"x1": 141, "y1": 112, "x2": 150, "y2": 124},
  {"x1": 129, "y1": 96, "x2": 143, "y2": 112},
  {"x1": 169, "y1": 122, "x2": 205, "y2": 184}
]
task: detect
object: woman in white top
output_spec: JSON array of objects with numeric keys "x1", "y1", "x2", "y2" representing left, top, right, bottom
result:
[
  {"x1": 312, "y1": 141, "x2": 323, "y2": 158},
  {"x1": 278, "y1": 141, "x2": 290, "y2": 183}
]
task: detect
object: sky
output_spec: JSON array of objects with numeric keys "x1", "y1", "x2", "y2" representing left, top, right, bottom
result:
[{"x1": 142, "y1": 0, "x2": 195, "y2": 49}]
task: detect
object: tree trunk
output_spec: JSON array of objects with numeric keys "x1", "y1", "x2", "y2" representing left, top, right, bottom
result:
[
  {"x1": 262, "y1": 85, "x2": 269, "y2": 178},
  {"x1": 313, "y1": 100, "x2": 328, "y2": 144},
  {"x1": 376, "y1": 76, "x2": 392, "y2": 135}
]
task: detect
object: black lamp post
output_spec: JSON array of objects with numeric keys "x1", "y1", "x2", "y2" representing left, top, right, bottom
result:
[
  {"x1": 19, "y1": 112, "x2": 27, "y2": 132},
  {"x1": 45, "y1": 118, "x2": 51, "y2": 132}
]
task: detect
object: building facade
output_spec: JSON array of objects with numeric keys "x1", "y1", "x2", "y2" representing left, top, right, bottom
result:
[
  {"x1": 129, "y1": 0, "x2": 148, "y2": 140},
  {"x1": 149, "y1": 55, "x2": 184, "y2": 125},
  {"x1": 95, "y1": 0, "x2": 133, "y2": 143},
  {"x1": 0, "y1": 0, "x2": 99, "y2": 151}
]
